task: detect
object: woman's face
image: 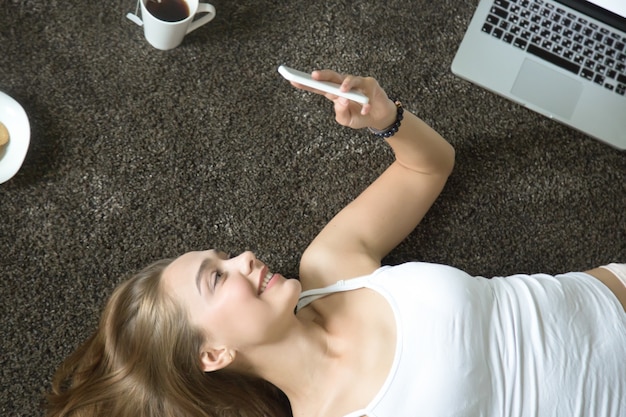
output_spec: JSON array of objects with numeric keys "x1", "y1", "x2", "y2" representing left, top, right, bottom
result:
[{"x1": 162, "y1": 250, "x2": 302, "y2": 354}]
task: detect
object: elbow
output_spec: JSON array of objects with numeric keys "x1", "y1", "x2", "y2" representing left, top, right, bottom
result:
[
  {"x1": 443, "y1": 141, "x2": 456, "y2": 177},
  {"x1": 428, "y1": 139, "x2": 455, "y2": 178}
]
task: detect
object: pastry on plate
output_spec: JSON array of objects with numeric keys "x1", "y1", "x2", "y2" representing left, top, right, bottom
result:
[{"x1": 0, "y1": 121, "x2": 9, "y2": 147}]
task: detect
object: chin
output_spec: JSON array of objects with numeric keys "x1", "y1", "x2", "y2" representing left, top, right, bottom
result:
[{"x1": 282, "y1": 278, "x2": 302, "y2": 310}]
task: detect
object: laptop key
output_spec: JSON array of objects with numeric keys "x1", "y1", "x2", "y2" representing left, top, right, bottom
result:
[
  {"x1": 491, "y1": 6, "x2": 509, "y2": 19},
  {"x1": 581, "y1": 68, "x2": 594, "y2": 79},
  {"x1": 514, "y1": 37, "x2": 528, "y2": 48},
  {"x1": 487, "y1": 14, "x2": 500, "y2": 25},
  {"x1": 494, "y1": 0, "x2": 511, "y2": 9}
]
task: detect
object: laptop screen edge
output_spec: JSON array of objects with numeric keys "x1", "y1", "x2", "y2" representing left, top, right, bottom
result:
[{"x1": 555, "y1": 0, "x2": 626, "y2": 32}]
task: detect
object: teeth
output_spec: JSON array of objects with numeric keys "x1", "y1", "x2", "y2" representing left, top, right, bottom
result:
[{"x1": 260, "y1": 271, "x2": 273, "y2": 293}]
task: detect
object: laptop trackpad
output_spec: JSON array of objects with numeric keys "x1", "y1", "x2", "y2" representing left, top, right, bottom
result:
[{"x1": 511, "y1": 59, "x2": 583, "y2": 119}]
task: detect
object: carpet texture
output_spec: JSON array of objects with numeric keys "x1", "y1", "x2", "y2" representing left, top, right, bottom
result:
[{"x1": 0, "y1": 0, "x2": 624, "y2": 415}]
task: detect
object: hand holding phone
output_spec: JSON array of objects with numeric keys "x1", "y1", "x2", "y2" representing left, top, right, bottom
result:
[{"x1": 278, "y1": 65, "x2": 369, "y2": 104}]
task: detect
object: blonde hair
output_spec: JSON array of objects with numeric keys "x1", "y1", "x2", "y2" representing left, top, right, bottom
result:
[{"x1": 45, "y1": 258, "x2": 292, "y2": 417}]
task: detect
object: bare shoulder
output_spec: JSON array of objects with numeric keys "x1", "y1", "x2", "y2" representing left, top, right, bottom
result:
[
  {"x1": 585, "y1": 267, "x2": 626, "y2": 311},
  {"x1": 298, "y1": 242, "x2": 380, "y2": 290}
]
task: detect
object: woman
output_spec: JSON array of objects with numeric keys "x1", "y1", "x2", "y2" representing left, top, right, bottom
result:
[{"x1": 46, "y1": 70, "x2": 626, "y2": 417}]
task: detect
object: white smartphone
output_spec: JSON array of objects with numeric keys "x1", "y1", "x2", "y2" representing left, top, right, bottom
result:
[{"x1": 278, "y1": 65, "x2": 369, "y2": 104}]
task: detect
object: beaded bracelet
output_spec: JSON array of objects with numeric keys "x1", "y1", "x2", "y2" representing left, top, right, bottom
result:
[{"x1": 368, "y1": 99, "x2": 404, "y2": 139}]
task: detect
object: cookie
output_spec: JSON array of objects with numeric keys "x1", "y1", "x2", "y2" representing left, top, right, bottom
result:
[{"x1": 0, "y1": 121, "x2": 9, "y2": 147}]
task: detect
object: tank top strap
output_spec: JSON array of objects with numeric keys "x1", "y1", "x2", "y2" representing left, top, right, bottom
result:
[{"x1": 296, "y1": 275, "x2": 373, "y2": 313}]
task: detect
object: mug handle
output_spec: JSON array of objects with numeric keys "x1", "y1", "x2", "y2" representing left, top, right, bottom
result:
[{"x1": 187, "y1": 3, "x2": 216, "y2": 34}]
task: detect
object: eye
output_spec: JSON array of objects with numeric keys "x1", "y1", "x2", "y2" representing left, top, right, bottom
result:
[{"x1": 211, "y1": 269, "x2": 226, "y2": 290}]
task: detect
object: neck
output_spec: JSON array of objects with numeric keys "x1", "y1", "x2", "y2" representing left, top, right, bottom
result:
[{"x1": 235, "y1": 314, "x2": 340, "y2": 416}]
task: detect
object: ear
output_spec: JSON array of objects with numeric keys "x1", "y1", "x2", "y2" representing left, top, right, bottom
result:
[{"x1": 199, "y1": 346, "x2": 235, "y2": 372}]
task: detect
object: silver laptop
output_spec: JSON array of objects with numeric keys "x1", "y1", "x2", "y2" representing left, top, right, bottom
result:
[{"x1": 452, "y1": 0, "x2": 626, "y2": 150}]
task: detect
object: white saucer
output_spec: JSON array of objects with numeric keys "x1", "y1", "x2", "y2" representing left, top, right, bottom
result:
[{"x1": 0, "y1": 91, "x2": 30, "y2": 184}]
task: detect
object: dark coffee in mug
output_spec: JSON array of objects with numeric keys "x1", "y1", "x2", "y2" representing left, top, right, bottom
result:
[{"x1": 146, "y1": 0, "x2": 190, "y2": 22}]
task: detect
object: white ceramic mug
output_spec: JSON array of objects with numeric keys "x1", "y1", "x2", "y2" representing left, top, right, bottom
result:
[{"x1": 134, "y1": 0, "x2": 216, "y2": 50}]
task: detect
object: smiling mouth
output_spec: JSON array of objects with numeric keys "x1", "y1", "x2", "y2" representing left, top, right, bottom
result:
[{"x1": 259, "y1": 270, "x2": 274, "y2": 294}]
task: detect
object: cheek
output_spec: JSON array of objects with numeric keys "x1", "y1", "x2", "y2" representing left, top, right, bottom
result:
[
  {"x1": 214, "y1": 298, "x2": 289, "y2": 346},
  {"x1": 221, "y1": 278, "x2": 258, "y2": 306},
  {"x1": 207, "y1": 284, "x2": 262, "y2": 330},
  {"x1": 206, "y1": 306, "x2": 269, "y2": 348}
]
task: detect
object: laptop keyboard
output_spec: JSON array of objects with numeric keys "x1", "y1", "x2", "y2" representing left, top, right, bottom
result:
[{"x1": 481, "y1": 0, "x2": 626, "y2": 96}]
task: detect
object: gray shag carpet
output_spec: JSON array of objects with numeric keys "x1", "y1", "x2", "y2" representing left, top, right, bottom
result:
[{"x1": 0, "y1": 0, "x2": 624, "y2": 415}]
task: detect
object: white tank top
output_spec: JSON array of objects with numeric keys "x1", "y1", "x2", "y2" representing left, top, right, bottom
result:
[{"x1": 296, "y1": 262, "x2": 626, "y2": 417}]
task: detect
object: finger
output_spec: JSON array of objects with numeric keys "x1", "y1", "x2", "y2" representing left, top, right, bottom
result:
[
  {"x1": 311, "y1": 69, "x2": 345, "y2": 85},
  {"x1": 333, "y1": 98, "x2": 354, "y2": 126},
  {"x1": 339, "y1": 75, "x2": 357, "y2": 92},
  {"x1": 340, "y1": 75, "x2": 374, "y2": 95}
]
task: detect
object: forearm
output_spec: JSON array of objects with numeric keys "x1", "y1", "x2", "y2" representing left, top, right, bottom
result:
[{"x1": 376, "y1": 103, "x2": 455, "y2": 176}]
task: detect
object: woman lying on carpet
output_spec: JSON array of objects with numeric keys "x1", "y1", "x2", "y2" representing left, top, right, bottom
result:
[{"x1": 46, "y1": 70, "x2": 626, "y2": 417}]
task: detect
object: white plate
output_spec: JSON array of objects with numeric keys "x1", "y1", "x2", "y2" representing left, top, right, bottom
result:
[{"x1": 0, "y1": 91, "x2": 30, "y2": 184}]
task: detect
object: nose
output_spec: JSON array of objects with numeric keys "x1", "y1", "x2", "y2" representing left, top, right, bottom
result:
[{"x1": 234, "y1": 251, "x2": 257, "y2": 275}]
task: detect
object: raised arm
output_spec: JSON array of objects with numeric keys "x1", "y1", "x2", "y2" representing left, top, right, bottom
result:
[{"x1": 295, "y1": 70, "x2": 455, "y2": 289}]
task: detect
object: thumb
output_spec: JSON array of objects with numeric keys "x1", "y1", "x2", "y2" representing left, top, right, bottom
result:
[{"x1": 333, "y1": 97, "x2": 354, "y2": 127}]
